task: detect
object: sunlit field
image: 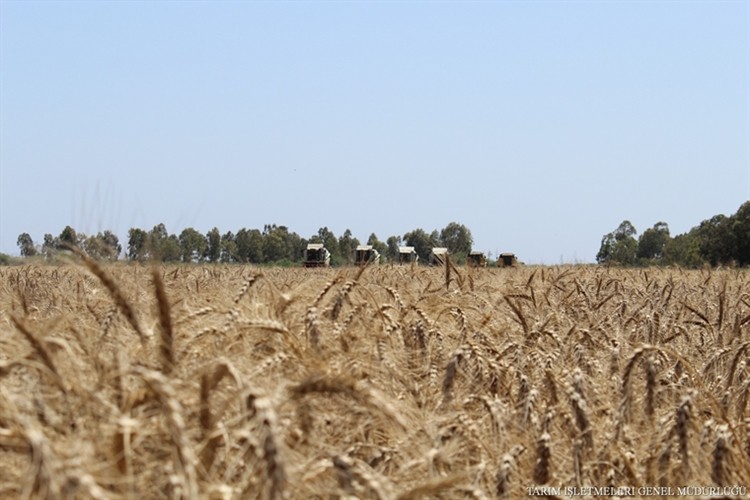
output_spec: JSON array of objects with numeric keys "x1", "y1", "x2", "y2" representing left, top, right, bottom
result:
[{"x1": 1, "y1": 261, "x2": 749, "y2": 498}]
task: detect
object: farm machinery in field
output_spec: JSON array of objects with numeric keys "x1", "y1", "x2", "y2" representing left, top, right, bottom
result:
[
  {"x1": 304, "y1": 243, "x2": 331, "y2": 268},
  {"x1": 354, "y1": 245, "x2": 380, "y2": 266}
]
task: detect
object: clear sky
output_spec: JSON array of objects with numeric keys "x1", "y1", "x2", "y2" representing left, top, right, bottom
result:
[{"x1": 1, "y1": 1, "x2": 748, "y2": 264}]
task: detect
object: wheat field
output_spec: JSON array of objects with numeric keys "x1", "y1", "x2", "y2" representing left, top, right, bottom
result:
[{"x1": 1, "y1": 260, "x2": 749, "y2": 499}]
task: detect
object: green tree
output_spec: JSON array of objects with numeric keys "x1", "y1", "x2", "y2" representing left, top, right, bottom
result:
[
  {"x1": 696, "y1": 215, "x2": 736, "y2": 266},
  {"x1": 367, "y1": 233, "x2": 388, "y2": 261},
  {"x1": 439, "y1": 222, "x2": 473, "y2": 264},
  {"x1": 42, "y1": 233, "x2": 57, "y2": 259},
  {"x1": 259, "y1": 224, "x2": 303, "y2": 264},
  {"x1": 403, "y1": 228, "x2": 438, "y2": 263},
  {"x1": 101, "y1": 230, "x2": 122, "y2": 259},
  {"x1": 128, "y1": 228, "x2": 148, "y2": 261},
  {"x1": 596, "y1": 234, "x2": 614, "y2": 264},
  {"x1": 149, "y1": 223, "x2": 169, "y2": 259},
  {"x1": 150, "y1": 224, "x2": 180, "y2": 262},
  {"x1": 150, "y1": 223, "x2": 168, "y2": 240},
  {"x1": 263, "y1": 230, "x2": 287, "y2": 263},
  {"x1": 597, "y1": 221, "x2": 638, "y2": 266},
  {"x1": 83, "y1": 231, "x2": 121, "y2": 260},
  {"x1": 17, "y1": 233, "x2": 37, "y2": 257},
  {"x1": 179, "y1": 228, "x2": 208, "y2": 263},
  {"x1": 731, "y1": 201, "x2": 750, "y2": 266},
  {"x1": 161, "y1": 235, "x2": 182, "y2": 262},
  {"x1": 316, "y1": 227, "x2": 340, "y2": 265},
  {"x1": 206, "y1": 227, "x2": 221, "y2": 263},
  {"x1": 83, "y1": 235, "x2": 106, "y2": 260},
  {"x1": 281, "y1": 228, "x2": 305, "y2": 264},
  {"x1": 662, "y1": 231, "x2": 703, "y2": 268},
  {"x1": 220, "y1": 231, "x2": 237, "y2": 263},
  {"x1": 236, "y1": 228, "x2": 264, "y2": 263},
  {"x1": 430, "y1": 229, "x2": 440, "y2": 245},
  {"x1": 59, "y1": 226, "x2": 78, "y2": 250},
  {"x1": 338, "y1": 229, "x2": 360, "y2": 265},
  {"x1": 386, "y1": 235, "x2": 401, "y2": 263},
  {"x1": 637, "y1": 222, "x2": 670, "y2": 263}
]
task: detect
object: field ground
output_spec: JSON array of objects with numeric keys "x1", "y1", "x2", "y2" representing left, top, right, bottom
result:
[{"x1": 1, "y1": 262, "x2": 750, "y2": 498}]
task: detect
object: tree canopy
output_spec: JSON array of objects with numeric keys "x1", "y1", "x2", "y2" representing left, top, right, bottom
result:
[
  {"x1": 597, "y1": 201, "x2": 750, "y2": 268},
  {"x1": 12, "y1": 202, "x2": 750, "y2": 268},
  {"x1": 403, "y1": 228, "x2": 438, "y2": 263},
  {"x1": 439, "y1": 222, "x2": 474, "y2": 264}
]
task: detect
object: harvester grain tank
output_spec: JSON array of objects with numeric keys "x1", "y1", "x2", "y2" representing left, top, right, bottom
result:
[{"x1": 304, "y1": 243, "x2": 330, "y2": 268}]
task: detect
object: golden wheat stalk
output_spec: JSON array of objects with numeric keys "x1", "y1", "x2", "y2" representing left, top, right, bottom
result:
[
  {"x1": 244, "y1": 393, "x2": 286, "y2": 499},
  {"x1": 290, "y1": 373, "x2": 407, "y2": 431},
  {"x1": 70, "y1": 246, "x2": 147, "y2": 344},
  {"x1": 133, "y1": 367, "x2": 198, "y2": 498},
  {"x1": 199, "y1": 358, "x2": 240, "y2": 474},
  {"x1": 151, "y1": 265, "x2": 175, "y2": 373},
  {"x1": 10, "y1": 315, "x2": 67, "y2": 395}
]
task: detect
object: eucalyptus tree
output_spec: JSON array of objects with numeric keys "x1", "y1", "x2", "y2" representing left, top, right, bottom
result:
[{"x1": 17, "y1": 233, "x2": 36, "y2": 257}]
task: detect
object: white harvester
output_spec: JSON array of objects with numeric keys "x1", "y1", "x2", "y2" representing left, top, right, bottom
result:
[
  {"x1": 354, "y1": 245, "x2": 380, "y2": 266},
  {"x1": 431, "y1": 247, "x2": 449, "y2": 266},
  {"x1": 304, "y1": 243, "x2": 331, "y2": 268},
  {"x1": 398, "y1": 246, "x2": 419, "y2": 264}
]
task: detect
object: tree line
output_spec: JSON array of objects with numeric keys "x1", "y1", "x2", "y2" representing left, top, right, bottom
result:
[
  {"x1": 15, "y1": 222, "x2": 474, "y2": 266},
  {"x1": 596, "y1": 201, "x2": 750, "y2": 267}
]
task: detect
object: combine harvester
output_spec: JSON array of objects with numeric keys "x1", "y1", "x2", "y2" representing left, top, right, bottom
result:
[
  {"x1": 498, "y1": 253, "x2": 518, "y2": 267},
  {"x1": 354, "y1": 245, "x2": 380, "y2": 266},
  {"x1": 467, "y1": 251, "x2": 488, "y2": 267},
  {"x1": 303, "y1": 243, "x2": 331, "y2": 268},
  {"x1": 431, "y1": 247, "x2": 449, "y2": 266},
  {"x1": 398, "y1": 246, "x2": 418, "y2": 264}
]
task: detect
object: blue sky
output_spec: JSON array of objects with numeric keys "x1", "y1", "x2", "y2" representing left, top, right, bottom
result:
[{"x1": 1, "y1": 1, "x2": 748, "y2": 264}]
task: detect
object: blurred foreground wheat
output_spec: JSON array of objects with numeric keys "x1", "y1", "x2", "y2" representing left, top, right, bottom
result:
[{"x1": 1, "y1": 262, "x2": 749, "y2": 498}]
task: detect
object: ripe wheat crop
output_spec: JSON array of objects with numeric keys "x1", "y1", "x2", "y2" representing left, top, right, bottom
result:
[{"x1": 1, "y1": 262, "x2": 749, "y2": 498}]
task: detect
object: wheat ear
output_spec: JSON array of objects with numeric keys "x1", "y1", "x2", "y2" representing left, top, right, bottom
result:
[
  {"x1": 151, "y1": 265, "x2": 175, "y2": 373},
  {"x1": 71, "y1": 246, "x2": 146, "y2": 344}
]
